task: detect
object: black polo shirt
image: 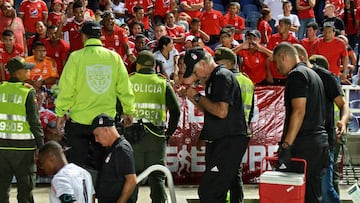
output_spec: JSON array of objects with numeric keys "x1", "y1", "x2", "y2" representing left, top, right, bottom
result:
[
  {"x1": 96, "y1": 137, "x2": 135, "y2": 202},
  {"x1": 200, "y1": 65, "x2": 247, "y2": 141}
]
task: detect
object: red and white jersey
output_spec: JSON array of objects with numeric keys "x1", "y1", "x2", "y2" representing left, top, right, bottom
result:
[
  {"x1": 0, "y1": 42, "x2": 25, "y2": 80},
  {"x1": 100, "y1": 25, "x2": 129, "y2": 57},
  {"x1": 62, "y1": 19, "x2": 85, "y2": 52},
  {"x1": 19, "y1": 0, "x2": 48, "y2": 33}
]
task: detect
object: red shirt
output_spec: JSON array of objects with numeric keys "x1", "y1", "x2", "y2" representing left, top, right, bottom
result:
[
  {"x1": 200, "y1": 9, "x2": 224, "y2": 35},
  {"x1": 237, "y1": 49, "x2": 268, "y2": 84},
  {"x1": 180, "y1": 0, "x2": 203, "y2": 19},
  {"x1": 258, "y1": 20, "x2": 272, "y2": 44},
  {"x1": 62, "y1": 19, "x2": 85, "y2": 52},
  {"x1": 48, "y1": 12, "x2": 62, "y2": 26},
  {"x1": 101, "y1": 25, "x2": 129, "y2": 57},
  {"x1": 267, "y1": 33, "x2": 299, "y2": 79},
  {"x1": 301, "y1": 37, "x2": 319, "y2": 56},
  {"x1": 39, "y1": 108, "x2": 57, "y2": 131},
  {"x1": 0, "y1": 17, "x2": 26, "y2": 49},
  {"x1": 223, "y1": 13, "x2": 245, "y2": 41},
  {"x1": 166, "y1": 25, "x2": 185, "y2": 52},
  {"x1": 297, "y1": 0, "x2": 315, "y2": 19},
  {"x1": 0, "y1": 42, "x2": 25, "y2": 80},
  {"x1": 154, "y1": 0, "x2": 172, "y2": 18},
  {"x1": 44, "y1": 39, "x2": 70, "y2": 76},
  {"x1": 19, "y1": 0, "x2": 48, "y2": 33},
  {"x1": 314, "y1": 37, "x2": 348, "y2": 76},
  {"x1": 340, "y1": 11, "x2": 358, "y2": 35},
  {"x1": 125, "y1": 0, "x2": 153, "y2": 30}
]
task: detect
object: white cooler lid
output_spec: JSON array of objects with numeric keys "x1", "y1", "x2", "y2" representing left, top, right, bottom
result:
[{"x1": 260, "y1": 171, "x2": 304, "y2": 185}]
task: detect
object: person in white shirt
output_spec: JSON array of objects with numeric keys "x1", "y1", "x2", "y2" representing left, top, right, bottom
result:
[
  {"x1": 154, "y1": 35, "x2": 179, "y2": 79},
  {"x1": 38, "y1": 141, "x2": 95, "y2": 203},
  {"x1": 275, "y1": 1, "x2": 300, "y2": 37}
]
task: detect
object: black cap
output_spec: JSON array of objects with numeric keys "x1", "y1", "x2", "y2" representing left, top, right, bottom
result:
[
  {"x1": 91, "y1": 113, "x2": 115, "y2": 131},
  {"x1": 183, "y1": 47, "x2": 205, "y2": 78},
  {"x1": 80, "y1": 21, "x2": 102, "y2": 38},
  {"x1": 6, "y1": 56, "x2": 35, "y2": 74},
  {"x1": 246, "y1": 30, "x2": 261, "y2": 38}
]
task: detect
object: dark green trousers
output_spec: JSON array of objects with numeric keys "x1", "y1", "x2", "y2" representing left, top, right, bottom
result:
[
  {"x1": 0, "y1": 149, "x2": 36, "y2": 203},
  {"x1": 131, "y1": 132, "x2": 167, "y2": 203}
]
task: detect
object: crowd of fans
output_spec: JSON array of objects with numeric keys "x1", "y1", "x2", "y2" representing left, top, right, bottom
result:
[{"x1": 0, "y1": 0, "x2": 358, "y2": 141}]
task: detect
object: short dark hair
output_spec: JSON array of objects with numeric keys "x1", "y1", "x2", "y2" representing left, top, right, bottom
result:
[
  {"x1": 306, "y1": 22, "x2": 318, "y2": 30},
  {"x1": 2, "y1": 29, "x2": 14, "y2": 37},
  {"x1": 191, "y1": 18, "x2": 200, "y2": 24},
  {"x1": 47, "y1": 24, "x2": 58, "y2": 30},
  {"x1": 39, "y1": 141, "x2": 63, "y2": 158},
  {"x1": 73, "y1": 0, "x2": 83, "y2": 9},
  {"x1": 133, "y1": 5, "x2": 143, "y2": 13},
  {"x1": 32, "y1": 41, "x2": 45, "y2": 49}
]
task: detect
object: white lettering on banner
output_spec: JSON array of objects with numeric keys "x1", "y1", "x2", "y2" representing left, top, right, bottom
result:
[
  {"x1": 0, "y1": 93, "x2": 23, "y2": 104},
  {"x1": 132, "y1": 83, "x2": 163, "y2": 93},
  {"x1": 166, "y1": 145, "x2": 278, "y2": 173},
  {"x1": 187, "y1": 100, "x2": 204, "y2": 123}
]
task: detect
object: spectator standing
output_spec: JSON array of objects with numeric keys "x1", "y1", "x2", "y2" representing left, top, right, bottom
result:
[
  {"x1": 25, "y1": 41, "x2": 59, "y2": 90},
  {"x1": 301, "y1": 22, "x2": 320, "y2": 56},
  {"x1": 185, "y1": 18, "x2": 210, "y2": 44},
  {"x1": 341, "y1": 0, "x2": 358, "y2": 49},
  {"x1": 275, "y1": 1, "x2": 300, "y2": 37},
  {"x1": 55, "y1": 21, "x2": 135, "y2": 171},
  {"x1": 267, "y1": 18, "x2": 300, "y2": 85},
  {"x1": 314, "y1": 24, "x2": 348, "y2": 82},
  {"x1": 233, "y1": 30, "x2": 273, "y2": 85},
  {"x1": 47, "y1": 0, "x2": 64, "y2": 26},
  {"x1": 263, "y1": 0, "x2": 283, "y2": 33},
  {"x1": 165, "y1": 11, "x2": 185, "y2": 52},
  {"x1": 100, "y1": 11, "x2": 135, "y2": 63},
  {"x1": 180, "y1": 0, "x2": 203, "y2": 19},
  {"x1": 38, "y1": 141, "x2": 95, "y2": 203},
  {"x1": 57, "y1": 0, "x2": 86, "y2": 52},
  {"x1": 44, "y1": 25, "x2": 70, "y2": 76},
  {"x1": 0, "y1": 30, "x2": 25, "y2": 81},
  {"x1": 129, "y1": 50, "x2": 180, "y2": 203},
  {"x1": 91, "y1": 114, "x2": 137, "y2": 203},
  {"x1": 147, "y1": 24, "x2": 167, "y2": 51},
  {"x1": 153, "y1": 0, "x2": 172, "y2": 24},
  {"x1": 111, "y1": 0, "x2": 126, "y2": 25},
  {"x1": 18, "y1": 0, "x2": 48, "y2": 37},
  {"x1": 274, "y1": 42, "x2": 329, "y2": 203},
  {"x1": 125, "y1": 0, "x2": 153, "y2": 36},
  {"x1": 181, "y1": 47, "x2": 249, "y2": 202},
  {"x1": 154, "y1": 36, "x2": 180, "y2": 78},
  {"x1": 296, "y1": 0, "x2": 316, "y2": 40},
  {"x1": 323, "y1": 3, "x2": 345, "y2": 35},
  {"x1": 200, "y1": 0, "x2": 224, "y2": 46},
  {"x1": 0, "y1": 56, "x2": 44, "y2": 203},
  {"x1": 223, "y1": 2, "x2": 245, "y2": 43},
  {"x1": 0, "y1": 2, "x2": 27, "y2": 55},
  {"x1": 257, "y1": 8, "x2": 273, "y2": 45}
]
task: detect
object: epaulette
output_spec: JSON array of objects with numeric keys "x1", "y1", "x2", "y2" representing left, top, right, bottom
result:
[
  {"x1": 157, "y1": 73, "x2": 167, "y2": 79},
  {"x1": 128, "y1": 72, "x2": 136, "y2": 77},
  {"x1": 241, "y1": 71, "x2": 250, "y2": 78},
  {"x1": 23, "y1": 82, "x2": 34, "y2": 89}
]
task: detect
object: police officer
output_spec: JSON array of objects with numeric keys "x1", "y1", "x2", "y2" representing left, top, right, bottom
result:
[
  {"x1": 129, "y1": 50, "x2": 180, "y2": 203},
  {"x1": 0, "y1": 56, "x2": 44, "y2": 203},
  {"x1": 214, "y1": 47, "x2": 254, "y2": 203},
  {"x1": 55, "y1": 21, "x2": 136, "y2": 171}
]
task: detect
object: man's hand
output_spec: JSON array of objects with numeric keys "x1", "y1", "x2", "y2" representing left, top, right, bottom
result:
[
  {"x1": 56, "y1": 116, "x2": 66, "y2": 136},
  {"x1": 336, "y1": 120, "x2": 347, "y2": 142},
  {"x1": 277, "y1": 142, "x2": 292, "y2": 167},
  {"x1": 123, "y1": 114, "x2": 133, "y2": 127}
]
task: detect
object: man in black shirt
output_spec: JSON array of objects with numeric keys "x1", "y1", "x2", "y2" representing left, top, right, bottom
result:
[
  {"x1": 274, "y1": 42, "x2": 329, "y2": 203},
  {"x1": 182, "y1": 47, "x2": 249, "y2": 202},
  {"x1": 92, "y1": 114, "x2": 136, "y2": 203}
]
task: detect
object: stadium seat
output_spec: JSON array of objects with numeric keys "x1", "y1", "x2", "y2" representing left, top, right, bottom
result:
[
  {"x1": 242, "y1": 4, "x2": 259, "y2": 18},
  {"x1": 246, "y1": 11, "x2": 260, "y2": 28}
]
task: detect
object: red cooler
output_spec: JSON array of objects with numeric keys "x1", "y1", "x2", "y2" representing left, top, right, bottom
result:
[{"x1": 259, "y1": 157, "x2": 306, "y2": 203}]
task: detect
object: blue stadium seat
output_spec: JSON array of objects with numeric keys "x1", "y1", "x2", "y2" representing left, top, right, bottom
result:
[
  {"x1": 242, "y1": 4, "x2": 259, "y2": 18},
  {"x1": 246, "y1": 11, "x2": 260, "y2": 28}
]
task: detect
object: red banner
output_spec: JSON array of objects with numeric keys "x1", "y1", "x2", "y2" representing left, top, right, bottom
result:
[{"x1": 167, "y1": 86, "x2": 285, "y2": 184}]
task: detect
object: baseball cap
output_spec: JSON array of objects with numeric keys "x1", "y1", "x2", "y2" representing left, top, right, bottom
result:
[
  {"x1": 279, "y1": 18, "x2": 291, "y2": 26},
  {"x1": 185, "y1": 35, "x2": 195, "y2": 42},
  {"x1": 183, "y1": 47, "x2": 205, "y2": 78},
  {"x1": 245, "y1": 30, "x2": 261, "y2": 38},
  {"x1": 6, "y1": 56, "x2": 35, "y2": 74},
  {"x1": 91, "y1": 113, "x2": 115, "y2": 131},
  {"x1": 309, "y1": 55, "x2": 329, "y2": 70},
  {"x1": 80, "y1": 21, "x2": 102, "y2": 38},
  {"x1": 136, "y1": 50, "x2": 155, "y2": 67},
  {"x1": 214, "y1": 47, "x2": 237, "y2": 64},
  {"x1": 323, "y1": 21, "x2": 335, "y2": 29}
]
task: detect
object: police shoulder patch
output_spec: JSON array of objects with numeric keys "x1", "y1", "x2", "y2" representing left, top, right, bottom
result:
[
  {"x1": 23, "y1": 83, "x2": 34, "y2": 89},
  {"x1": 157, "y1": 73, "x2": 167, "y2": 79}
]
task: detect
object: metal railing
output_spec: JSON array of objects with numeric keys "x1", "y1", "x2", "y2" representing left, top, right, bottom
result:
[{"x1": 137, "y1": 164, "x2": 177, "y2": 203}]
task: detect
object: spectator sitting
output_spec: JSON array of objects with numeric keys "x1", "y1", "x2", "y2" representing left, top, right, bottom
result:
[{"x1": 27, "y1": 21, "x2": 48, "y2": 56}]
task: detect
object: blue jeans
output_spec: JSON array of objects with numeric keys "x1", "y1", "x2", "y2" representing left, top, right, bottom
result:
[
  {"x1": 321, "y1": 150, "x2": 341, "y2": 203},
  {"x1": 298, "y1": 18, "x2": 316, "y2": 40}
]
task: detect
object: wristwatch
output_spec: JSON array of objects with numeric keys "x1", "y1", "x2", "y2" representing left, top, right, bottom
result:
[
  {"x1": 281, "y1": 141, "x2": 292, "y2": 149},
  {"x1": 193, "y1": 93, "x2": 202, "y2": 103}
]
